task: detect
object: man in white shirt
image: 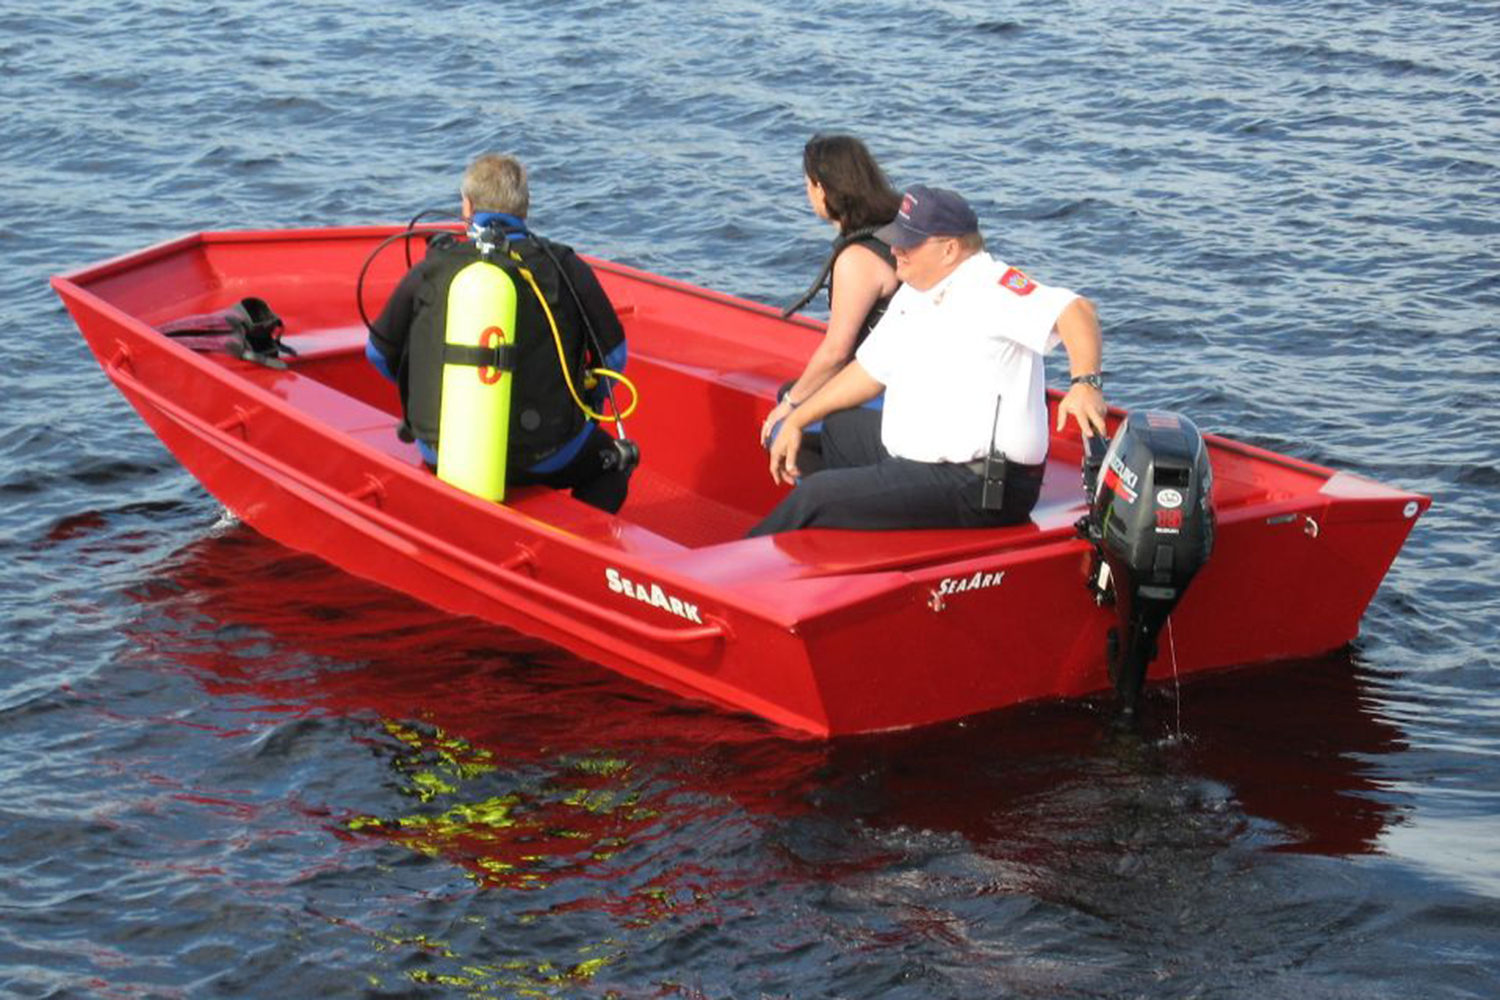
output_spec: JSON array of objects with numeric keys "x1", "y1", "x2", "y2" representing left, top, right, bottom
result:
[{"x1": 748, "y1": 185, "x2": 1106, "y2": 536}]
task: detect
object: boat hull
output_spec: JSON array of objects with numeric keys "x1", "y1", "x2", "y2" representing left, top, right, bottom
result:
[{"x1": 53, "y1": 227, "x2": 1429, "y2": 736}]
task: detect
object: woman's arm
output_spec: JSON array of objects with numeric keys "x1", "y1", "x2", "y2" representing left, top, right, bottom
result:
[
  {"x1": 760, "y1": 242, "x2": 897, "y2": 444},
  {"x1": 767, "y1": 360, "x2": 886, "y2": 485}
]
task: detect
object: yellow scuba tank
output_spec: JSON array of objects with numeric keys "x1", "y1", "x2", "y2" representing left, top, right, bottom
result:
[{"x1": 436, "y1": 259, "x2": 518, "y2": 501}]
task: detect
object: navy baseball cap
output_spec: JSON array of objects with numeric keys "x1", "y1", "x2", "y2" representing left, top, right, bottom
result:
[{"x1": 875, "y1": 185, "x2": 979, "y2": 249}]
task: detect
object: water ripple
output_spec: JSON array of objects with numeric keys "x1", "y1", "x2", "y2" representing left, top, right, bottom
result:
[{"x1": 3, "y1": 0, "x2": 1499, "y2": 996}]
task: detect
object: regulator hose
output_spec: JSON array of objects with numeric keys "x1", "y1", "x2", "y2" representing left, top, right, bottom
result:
[{"x1": 356, "y1": 214, "x2": 638, "y2": 428}]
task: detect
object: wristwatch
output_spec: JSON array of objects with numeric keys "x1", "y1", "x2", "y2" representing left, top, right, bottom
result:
[{"x1": 1070, "y1": 373, "x2": 1104, "y2": 390}]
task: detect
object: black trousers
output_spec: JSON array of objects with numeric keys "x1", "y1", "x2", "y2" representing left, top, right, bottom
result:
[
  {"x1": 747, "y1": 407, "x2": 1043, "y2": 536},
  {"x1": 511, "y1": 426, "x2": 631, "y2": 514},
  {"x1": 419, "y1": 426, "x2": 630, "y2": 513}
]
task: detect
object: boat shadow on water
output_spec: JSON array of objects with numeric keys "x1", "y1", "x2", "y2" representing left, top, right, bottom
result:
[{"x1": 125, "y1": 521, "x2": 1409, "y2": 897}]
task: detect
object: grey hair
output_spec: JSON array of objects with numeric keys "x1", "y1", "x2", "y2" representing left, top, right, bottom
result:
[{"x1": 461, "y1": 153, "x2": 530, "y2": 217}]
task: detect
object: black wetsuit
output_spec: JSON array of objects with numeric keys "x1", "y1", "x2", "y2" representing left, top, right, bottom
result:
[{"x1": 368, "y1": 231, "x2": 630, "y2": 512}]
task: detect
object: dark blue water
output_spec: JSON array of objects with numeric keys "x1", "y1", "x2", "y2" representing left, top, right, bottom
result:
[{"x1": 4, "y1": 1, "x2": 1499, "y2": 996}]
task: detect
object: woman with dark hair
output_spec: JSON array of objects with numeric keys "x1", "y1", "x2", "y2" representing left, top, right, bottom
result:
[{"x1": 760, "y1": 135, "x2": 902, "y2": 445}]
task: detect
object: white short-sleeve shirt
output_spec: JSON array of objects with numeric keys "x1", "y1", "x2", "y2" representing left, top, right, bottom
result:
[{"x1": 856, "y1": 252, "x2": 1077, "y2": 466}]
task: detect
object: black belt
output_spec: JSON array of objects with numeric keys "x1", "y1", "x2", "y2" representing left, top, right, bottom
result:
[{"x1": 963, "y1": 457, "x2": 1045, "y2": 476}]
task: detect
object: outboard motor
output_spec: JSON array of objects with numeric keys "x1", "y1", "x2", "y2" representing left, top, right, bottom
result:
[{"x1": 1079, "y1": 411, "x2": 1215, "y2": 724}]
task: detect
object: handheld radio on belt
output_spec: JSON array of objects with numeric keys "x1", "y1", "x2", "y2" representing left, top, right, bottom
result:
[{"x1": 980, "y1": 393, "x2": 1009, "y2": 512}]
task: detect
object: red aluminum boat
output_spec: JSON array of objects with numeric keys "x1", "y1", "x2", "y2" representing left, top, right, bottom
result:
[{"x1": 52, "y1": 226, "x2": 1428, "y2": 737}]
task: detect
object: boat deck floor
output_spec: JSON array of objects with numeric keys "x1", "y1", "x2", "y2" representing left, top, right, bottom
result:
[
  {"x1": 230, "y1": 324, "x2": 1090, "y2": 557},
  {"x1": 625, "y1": 467, "x2": 762, "y2": 546}
]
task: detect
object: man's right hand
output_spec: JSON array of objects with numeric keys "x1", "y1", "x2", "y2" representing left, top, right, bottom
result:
[
  {"x1": 767, "y1": 422, "x2": 803, "y2": 486},
  {"x1": 1057, "y1": 382, "x2": 1108, "y2": 439}
]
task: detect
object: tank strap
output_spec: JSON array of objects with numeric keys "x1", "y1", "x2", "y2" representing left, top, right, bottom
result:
[{"x1": 443, "y1": 342, "x2": 516, "y2": 371}]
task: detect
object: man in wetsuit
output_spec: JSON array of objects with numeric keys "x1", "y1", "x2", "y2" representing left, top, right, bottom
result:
[
  {"x1": 367, "y1": 153, "x2": 631, "y2": 513},
  {"x1": 749, "y1": 185, "x2": 1107, "y2": 535}
]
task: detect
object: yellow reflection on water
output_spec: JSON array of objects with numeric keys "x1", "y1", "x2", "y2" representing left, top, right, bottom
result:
[
  {"x1": 344, "y1": 719, "x2": 698, "y2": 995},
  {"x1": 365, "y1": 927, "x2": 618, "y2": 998}
]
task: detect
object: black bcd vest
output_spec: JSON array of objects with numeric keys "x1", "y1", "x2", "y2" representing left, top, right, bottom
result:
[{"x1": 403, "y1": 236, "x2": 592, "y2": 468}]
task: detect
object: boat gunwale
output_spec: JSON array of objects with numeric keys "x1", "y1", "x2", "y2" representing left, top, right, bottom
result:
[
  {"x1": 55, "y1": 226, "x2": 1387, "y2": 490},
  {"x1": 52, "y1": 226, "x2": 1425, "y2": 598}
]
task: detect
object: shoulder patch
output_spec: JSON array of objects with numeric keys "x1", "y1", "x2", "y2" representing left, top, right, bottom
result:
[{"x1": 999, "y1": 267, "x2": 1036, "y2": 296}]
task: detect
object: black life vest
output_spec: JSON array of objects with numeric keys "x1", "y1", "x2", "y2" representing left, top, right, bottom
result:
[
  {"x1": 831, "y1": 232, "x2": 897, "y2": 350},
  {"x1": 403, "y1": 236, "x2": 591, "y2": 468},
  {"x1": 781, "y1": 227, "x2": 898, "y2": 350}
]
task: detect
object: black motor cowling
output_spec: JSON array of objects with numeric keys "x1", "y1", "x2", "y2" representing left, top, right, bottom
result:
[{"x1": 1079, "y1": 411, "x2": 1215, "y2": 723}]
